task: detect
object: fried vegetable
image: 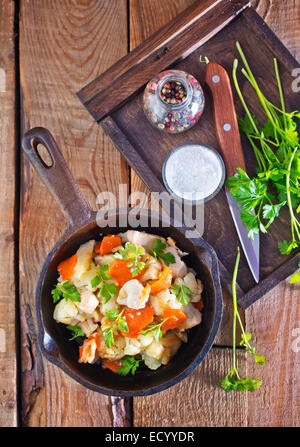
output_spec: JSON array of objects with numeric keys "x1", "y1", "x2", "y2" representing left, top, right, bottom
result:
[
  {"x1": 57, "y1": 254, "x2": 77, "y2": 281},
  {"x1": 122, "y1": 304, "x2": 154, "y2": 338},
  {"x1": 95, "y1": 235, "x2": 122, "y2": 256},
  {"x1": 108, "y1": 259, "x2": 144, "y2": 286},
  {"x1": 150, "y1": 266, "x2": 173, "y2": 294}
]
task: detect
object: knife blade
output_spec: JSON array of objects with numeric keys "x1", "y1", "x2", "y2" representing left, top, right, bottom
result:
[{"x1": 205, "y1": 62, "x2": 260, "y2": 282}]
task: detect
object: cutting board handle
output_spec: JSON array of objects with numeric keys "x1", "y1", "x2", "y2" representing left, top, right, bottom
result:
[
  {"x1": 205, "y1": 62, "x2": 247, "y2": 177},
  {"x1": 22, "y1": 127, "x2": 92, "y2": 228}
]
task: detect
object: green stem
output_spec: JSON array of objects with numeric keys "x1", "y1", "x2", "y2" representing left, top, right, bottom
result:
[
  {"x1": 286, "y1": 147, "x2": 300, "y2": 241},
  {"x1": 231, "y1": 247, "x2": 241, "y2": 373},
  {"x1": 274, "y1": 57, "x2": 287, "y2": 130}
]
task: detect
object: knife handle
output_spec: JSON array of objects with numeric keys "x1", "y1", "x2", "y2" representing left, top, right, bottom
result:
[{"x1": 205, "y1": 62, "x2": 246, "y2": 177}]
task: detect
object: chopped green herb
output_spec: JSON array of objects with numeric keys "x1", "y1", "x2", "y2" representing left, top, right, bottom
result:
[
  {"x1": 221, "y1": 247, "x2": 266, "y2": 393},
  {"x1": 102, "y1": 309, "x2": 129, "y2": 348},
  {"x1": 117, "y1": 356, "x2": 142, "y2": 376},
  {"x1": 66, "y1": 325, "x2": 85, "y2": 340},
  {"x1": 170, "y1": 284, "x2": 192, "y2": 306},
  {"x1": 147, "y1": 239, "x2": 176, "y2": 266},
  {"x1": 51, "y1": 281, "x2": 81, "y2": 303},
  {"x1": 139, "y1": 317, "x2": 170, "y2": 341},
  {"x1": 114, "y1": 243, "x2": 145, "y2": 277},
  {"x1": 91, "y1": 263, "x2": 118, "y2": 303}
]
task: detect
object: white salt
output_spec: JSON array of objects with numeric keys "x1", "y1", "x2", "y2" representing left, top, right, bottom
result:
[{"x1": 163, "y1": 143, "x2": 224, "y2": 201}]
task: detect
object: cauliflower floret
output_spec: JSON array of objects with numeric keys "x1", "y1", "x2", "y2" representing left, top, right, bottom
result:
[
  {"x1": 53, "y1": 298, "x2": 78, "y2": 325},
  {"x1": 71, "y1": 240, "x2": 95, "y2": 281},
  {"x1": 163, "y1": 246, "x2": 187, "y2": 278},
  {"x1": 94, "y1": 254, "x2": 115, "y2": 266},
  {"x1": 150, "y1": 288, "x2": 182, "y2": 316},
  {"x1": 76, "y1": 290, "x2": 99, "y2": 315},
  {"x1": 72, "y1": 268, "x2": 98, "y2": 292},
  {"x1": 96, "y1": 331, "x2": 126, "y2": 361},
  {"x1": 79, "y1": 334, "x2": 98, "y2": 364},
  {"x1": 98, "y1": 294, "x2": 119, "y2": 317},
  {"x1": 179, "y1": 303, "x2": 202, "y2": 330},
  {"x1": 144, "y1": 339, "x2": 165, "y2": 360},
  {"x1": 142, "y1": 352, "x2": 162, "y2": 370},
  {"x1": 78, "y1": 319, "x2": 98, "y2": 337},
  {"x1": 140, "y1": 253, "x2": 162, "y2": 282},
  {"x1": 175, "y1": 272, "x2": 203, "y2": 303},
  {"x1": 167, "y1": 237, "x2": 188, "y2": 257},
  {"x1": 123, "y1": 338, "x2": 141, "y2": 356},
  {"x1": 117, "y1": 279, "x2": 150, "y2": 309},
  {"x1": 125, "y1": 230, "x2": 166, "y2": 249},
  {"x1": 161, "y1": 332, "x2": 182, "y2": 365}
]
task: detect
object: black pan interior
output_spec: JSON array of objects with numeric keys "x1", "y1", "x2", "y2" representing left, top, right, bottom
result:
[{"x1": 37, "y1": 215, "x2": 221, "y2": 394}]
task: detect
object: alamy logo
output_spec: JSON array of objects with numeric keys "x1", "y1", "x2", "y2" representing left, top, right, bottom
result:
[
  {"x1": 291, "y1": 328, "x2": 300, "y2": 353},
  {"x1": 0, "y1": 328, "x2": 5, "y2": 353},
  {"x1": 291, "y1": 68, "x2": 300, "y2": 93}
]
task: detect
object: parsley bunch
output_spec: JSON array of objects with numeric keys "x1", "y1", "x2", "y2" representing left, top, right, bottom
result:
[
  {"x1": 113, "y1": 243, "x2": 145, "y2": 277},
  {"x1": 91, "y1": 263, "x2": 118, "y2": 303},
  {"x1": 102, "y1": 309, "x2": 129, "y2": 348},
  {"x1": 147, "y1": 239, "x2": 176, "y2": 266},
  {"x1": 221, "y1": 247, "x2": 266, "y2": 393},
  {"x1": 51, "y1": 281, "x2": 81, "y2": 303},
  {"x1": 227, "y1": 42, "x2": 300, "y2": 254}
]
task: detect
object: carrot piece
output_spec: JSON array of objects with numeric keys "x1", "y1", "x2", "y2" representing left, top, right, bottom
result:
[
  {"x1": 95, "y1": 235, "x2": 122, "y2": 255},
  {"x1": 78, "y1": 335, "x2": 98, "y2": 364},
  {"x1": 150, "y1": 266, "x2": 173, "y2": 294},
  {"x1": 162, "y1": 308, "x2": 187, "y2": 330},
  {"x1": 108, "y1": 259, "x2": 144, "y2": 286},
  {"x1": 57, "y1": 254, "x2": 77, "y2": 281},
  {"x1": 103, "y1": 359, "x2": 122, "y2": 373},
  {"x1": 122, "y1": 305, "x2": 154, "y2": 338},
  {"x1": 193, "y1": 299, "x2": 204, "y2": 312}
]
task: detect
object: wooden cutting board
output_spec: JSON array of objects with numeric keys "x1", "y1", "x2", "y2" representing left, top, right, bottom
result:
[{"x1": 77, "y1": 0, "x2": 300, "y2": 308}]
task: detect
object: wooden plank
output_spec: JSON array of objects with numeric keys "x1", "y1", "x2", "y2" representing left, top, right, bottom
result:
[
  {"x1": 130, "y1": 0, "x2": 246, "y2": 428},
  {"x1": 78, "y1": 0, "x2": 250, "y2": 121},
  {"x1": 129, "y1": 0, "x2": 242, "y2": 346},
  {"x1": 245, "y1": 0, "x2": 300, "y2": 427},
  {"x1": 0, "y1": 0, "x2": 17, "y2": 427},
  {"x1": 134, "y1": 348, "x2": 248, "y2": 426},
  {"x1": 246, "y1": 281, "x2": 300, "y2": 426},
  {"x1": 19, "y1": 0, "x2": 129, "y2": 426}
]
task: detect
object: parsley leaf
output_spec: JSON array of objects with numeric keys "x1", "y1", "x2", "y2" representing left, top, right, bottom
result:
[
  {"x1": 102, "y1": 309, "x2": 129, "y2": 348},
  {"x1": 139, "y1": 317, "x2": 170, "y2": 341},
  {"x1": 147, "y1": 239, "x2": 176, "y2": 266},
  {"x1": 90, "y1": 264, "x2": 118, "y2": 303},
  {"x1": 221, "y1": 247, "x2": 266, "y2": 393},
  {"x1": 113, "y1": 243, "x2": 145, "y2": 277},
  {"x1": 117, "y1": 356, "x2": 142, "y2": 376},
  {"x1": 51, "y1": 281, "x2": 80, "y2": 303},
  {"x1": 66, "y1": 325, "x2": 85, "y2": 340},
  {"x1": 170, "y1": 284, "x2": 192, "y2": 306}
]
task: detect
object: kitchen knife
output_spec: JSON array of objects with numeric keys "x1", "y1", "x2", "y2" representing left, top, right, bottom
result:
[{"x1": 205, "y1": 62, "x2": 259, "y2": 283}]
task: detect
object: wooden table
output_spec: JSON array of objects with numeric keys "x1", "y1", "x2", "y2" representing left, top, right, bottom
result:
[{"x1": 0, "y1": 0, "x2": 299, "y2": 427}]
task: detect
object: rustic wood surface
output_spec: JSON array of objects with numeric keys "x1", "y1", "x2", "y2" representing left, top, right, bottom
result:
[
  {"x1": 0, "y1": 0, "x2": 17, "y2": 428},
  {"x1": 0, "y1": 0, "x2": 298, "y2": 427}
]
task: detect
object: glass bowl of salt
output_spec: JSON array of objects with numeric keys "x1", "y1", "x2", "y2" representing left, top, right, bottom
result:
[{"x1": 162, "y1": 143, "x2": 226, "y2": 204}]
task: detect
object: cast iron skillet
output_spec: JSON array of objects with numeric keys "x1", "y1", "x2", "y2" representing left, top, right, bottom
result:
[{"x1": 22, "y1": 127, "x2": 223, "y2": 396}]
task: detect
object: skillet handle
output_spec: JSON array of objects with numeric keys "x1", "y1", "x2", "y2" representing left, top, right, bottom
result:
[{"x1": 22, "y1": 127, "x2": 92, "y2": 228}]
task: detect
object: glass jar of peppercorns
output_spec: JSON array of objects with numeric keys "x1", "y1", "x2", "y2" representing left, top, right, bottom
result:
[{"x1": 142, "y1": 69, "x2": 205, "y2": 134}]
